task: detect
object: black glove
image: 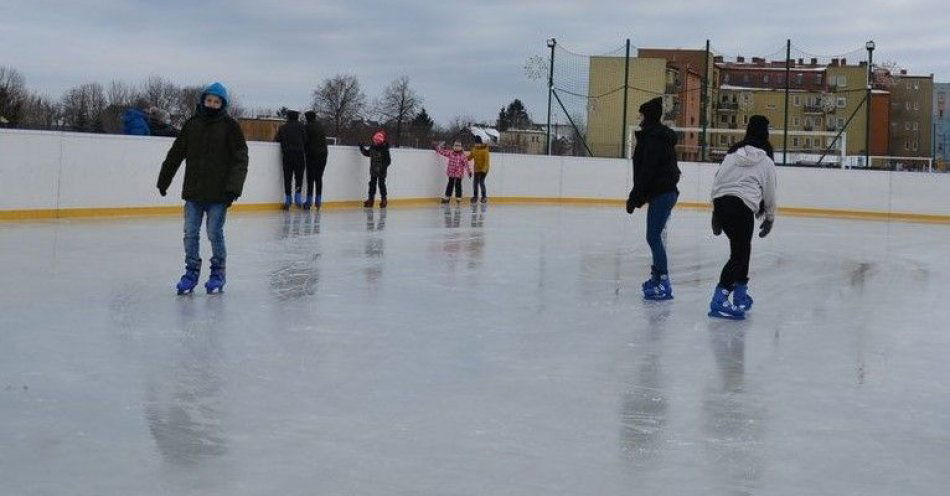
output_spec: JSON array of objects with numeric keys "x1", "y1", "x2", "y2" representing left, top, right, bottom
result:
[
  {"x1": 625, "y1": 190, "x2": 643, "y2": 214},
  {"x1": 225, "y1": 193, "x2": 238, "y2": 208},
  {"x1": 159, "y1": 187, "x2": 167, "y2": 197},
  {"x1": 711, "y1": 212, "x2": 722, "y2": 236},
  {"x1": 759, "y1": 219, "x2": 773, "y2": 238}
]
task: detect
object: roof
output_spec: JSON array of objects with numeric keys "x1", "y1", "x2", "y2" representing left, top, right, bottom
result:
[
  {"x1": 469, "y1": 126, "x2": 500, "y2": 142},
  {"x1": 719, "y1": 84, "x2": 808, "y2": 93}
]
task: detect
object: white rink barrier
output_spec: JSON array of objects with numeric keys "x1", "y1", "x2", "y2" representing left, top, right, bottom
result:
[{"x1": 2, "y1": 128, "x2": 950, "y2": 222}]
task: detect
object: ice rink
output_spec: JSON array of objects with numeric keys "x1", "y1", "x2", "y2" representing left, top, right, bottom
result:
[{"x1": 2, "y1": 204, "x2": 949, "y2": 495}]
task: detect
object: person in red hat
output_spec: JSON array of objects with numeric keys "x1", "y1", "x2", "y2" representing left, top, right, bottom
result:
[{"x1": 359, "y1": 130, "x2": 392, "y2": 208}]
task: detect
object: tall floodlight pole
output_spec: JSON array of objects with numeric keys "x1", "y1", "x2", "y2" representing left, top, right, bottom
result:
[
  {"x1": 783, "y1": 39, "x2": 791, "y2": 166},
  {"x1": 546, "y1": 38, "x2": 557, "y2": 155},
  {"x1": 866, "y1": 40, "x2": 875, "y2": 167}
]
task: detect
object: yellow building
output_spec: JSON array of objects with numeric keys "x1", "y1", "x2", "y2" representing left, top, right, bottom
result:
[
  {"x1": 710, "y1": 65, "x2": 870, "y2": 159},
  {"x1": 500, "y1": 128, "x2": 546, "y2": 155},
  {"x1": 586, "y1": 57, "x2": 669, "y2": 158}
]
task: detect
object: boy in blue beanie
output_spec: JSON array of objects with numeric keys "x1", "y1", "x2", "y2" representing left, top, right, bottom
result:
[{"x1": 157, "y1": 82, "x2": 249, "y2": 294}]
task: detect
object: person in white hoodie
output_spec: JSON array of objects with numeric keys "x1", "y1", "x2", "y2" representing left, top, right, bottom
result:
[{"x1": 708, "y1": 115, "x2": 777, "y2": 320}]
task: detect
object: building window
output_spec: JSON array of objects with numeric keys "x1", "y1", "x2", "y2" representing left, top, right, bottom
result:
[
  {"x1": 763, "y1": 75, "x2": 769, "y2": 84},
  {"x1": 905, "y1": 140, "x2": 911, "y2": 150},
  {"x1": 837, "y1": 97, "x2": 847, "y2": 108},
  {"x1": 724, "y1": 74, "x2": 730, "y2": 84},
  {"x1": 906, "y1": 102, "x2": 911, "y2": 110},
  {"x1": 914, "y1": 102, "x2": 919, "y2": 111},
  {"x1": 914, "y1": 82, "x2": 919, "y2": 90},
  {"x1": 796, "y1": 74, "x2": 803, "y2": 85},
  {"x1": 906, "y1": 82, "x2": 912, "y2": 90},
  {"x1": 777, "y1": 74, "x2": 785, "y2": 84},
  {"x1": 793, "y1": 116, "x2": 801, "y2": 126},
  {"x1": 805, "y1": 138, "x2": 811, "y2": 148},
  {"x1": 743, "y1": 114, "x2": 749, "y2": 125},
  {"x1": 720, "y1": 135, "x2": 727, "y2": 145},
  {"x1": 721, "y1": 115, "x2": 728, "y2": 123},
  {"x1": 905, "y1": 122, "x2": 911, "y2": 130},
  {"x1": 743, "y1": 74, "x2": 749, "y2": 84},
  {"x1": 837, "y1": 75, "x2": 847, "y2": 88},
  {"x1": 817, "y1": 74, "x2": 823, "y2": 85},
  {"x1": 792, "y1": 137, "x2": 800, "y2": 147},
  {"x1": 913, "y1": 122, "x2": 919, "y2": 131},
  {"x1": 793, "y1": 95, "x2": 801, "y2": 106},
  {"x1": 837, "y1": 117, "x2": 845, "y2": 128}
]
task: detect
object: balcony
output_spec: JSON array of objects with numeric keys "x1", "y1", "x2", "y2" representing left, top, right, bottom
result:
[
  {"x1": 803, "y1": 104, "x2": 824, "y2": 114},
  {"x1": 716, "y1": 101, "x2": 739, "y2": 112}
]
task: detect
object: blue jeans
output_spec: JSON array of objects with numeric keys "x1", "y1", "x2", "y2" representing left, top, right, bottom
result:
[
  {"x1": 183, "y1": 201, "x2": 228, "y2": 269},
  {"x1": 645, "y1": 191, "x2": 678, "y2": 275}
]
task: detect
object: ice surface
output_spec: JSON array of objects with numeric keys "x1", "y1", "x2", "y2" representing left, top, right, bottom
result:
[{"x1": 1, "y1": 205, "x2": 949, "y2": 495}]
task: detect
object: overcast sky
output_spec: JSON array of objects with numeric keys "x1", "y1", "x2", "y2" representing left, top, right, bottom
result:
[{"x1": 2, "y1": 0, "x2": 947, "y2": 125}]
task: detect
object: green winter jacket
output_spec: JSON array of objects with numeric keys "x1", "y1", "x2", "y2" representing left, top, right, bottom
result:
[{"x1": 157, "y1": 111, "x2": 249, "y2": 203}]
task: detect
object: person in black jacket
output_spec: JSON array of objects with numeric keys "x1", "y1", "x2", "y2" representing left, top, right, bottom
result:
[
  {"x1": 359, "y1": 130, "x2": 392, "y2": 208},
  {"x1": 303, "y1": 111, "x2": 328, "y2": 209},
  {"x1": 157, "y1": 82, "x2": 248, "y2": 295},
  {"x1": 625, "y1": 96, "x2": 681, "y2": 300},
  {"x1": 274, "y1": 110, "x2": 307, "y2": 209}
]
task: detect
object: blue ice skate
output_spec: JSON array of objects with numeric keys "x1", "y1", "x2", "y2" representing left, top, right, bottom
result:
[
  {"x1": 314, "y1": 195, "x2": 322, "y2": 209},
  {"x1": 708, "y1": 285, "x2": 745, "y2": 320},
  {"x1": 642, "y1": 274, "x2": 673, "y2": 301},
  {"x1": 294, "y1": 192, "x2": 303, "y2": 208},
  {"x1": 205, "y1": 264, "x2": 226, "y2": 294},
  {"x1": 282, "y1": 194, "x2": 292, "y2": 210},
  {"x1": 176, "y1": 263, "x2": 200, "y2": 295},
  {"x1": 733, "y1": 283, "x2": 753, "y2": 312},
  {"x1": 302, "y1": 194, "x2": 313, "y2": 210}
]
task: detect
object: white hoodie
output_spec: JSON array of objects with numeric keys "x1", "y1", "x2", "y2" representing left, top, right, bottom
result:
[{"x1": 710, "y1": 145, "x2": 778, "y2": 221}]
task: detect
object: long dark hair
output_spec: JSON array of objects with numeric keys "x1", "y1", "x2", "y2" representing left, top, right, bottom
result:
[{"x1": 728, "y1": 115, "x2": 774, "y2": 159}]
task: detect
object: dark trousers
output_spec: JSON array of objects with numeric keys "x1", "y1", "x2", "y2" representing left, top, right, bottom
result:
[
  {"x1": 306, "y1": 154, "x2": 327, "y2": 197},
  {"x1": 282, "y1": 150, "x2": 306, "y2": 195},
  {"x1": 473, "y1": 172, "x2": 488, "y2": 198},
  {"x1": 713, "y1": 195, "x2": 754, "y2": 288},
  {"x1": 368, "y1": 171, "x2": 387, "y2": 199},
  {"x1": 444, "y1": 177, "x2": 463, "y2": 198}
]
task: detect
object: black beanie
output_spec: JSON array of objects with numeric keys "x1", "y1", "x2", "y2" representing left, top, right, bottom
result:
[
  {"x1": 728, "y1": 114, "x2": 774, "y2": 159},
  {"x1": 746, "y1": 115, "x2": 770, "y2": 142},
  {"x1": 286, "y1": 110, "x2": 300, "y2": 121},
  {"x1": 304, "y1": 110, "x2": 316, "y2": 123},
  {"x1": 639, "y1": 97, "x2": 663, "y2": 123}
]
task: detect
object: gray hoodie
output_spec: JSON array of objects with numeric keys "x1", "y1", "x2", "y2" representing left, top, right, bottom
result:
[{"x1": 710, "y1": 145, "x2": 778, "y2": 221}]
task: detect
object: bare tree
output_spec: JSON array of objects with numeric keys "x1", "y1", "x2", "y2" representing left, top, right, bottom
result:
[
  {"x1": 374, "y1": 76, "x2": 422, "y2": 147},
  {"x1": 142, "y1": 75, "x2": 180, "y2": 111},
  {"x1": 20, "y1": 93, "x2": 60, "y2": 129},
  {"x1": 0, "y1": 66, "x2": 28, "y2": 126},
  {"x1": 106, "y1": 80, "x2": 137, "y2": 107},
  {"x1": 60, "y1": 82, "x2": 107, "y2": 132},
  {"x1": 312, "y1": 74, "x2": 366, "y2": 138}
]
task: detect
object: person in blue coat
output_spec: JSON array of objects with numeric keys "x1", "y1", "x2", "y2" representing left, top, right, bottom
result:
[{"x1": 123, "y1": 98, "x2": 151, "y2": 136}]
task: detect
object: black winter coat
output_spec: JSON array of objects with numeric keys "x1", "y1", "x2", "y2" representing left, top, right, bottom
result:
[
  {"x1": 157, "y1": 110, "x2": 249, "y2": 203},
  {"x1": 629, "y1": 122, "x2": 680, "y2": 207},
  {"x1": 359, "y1": 144, "x2": 391, "y2": 175},
  {"x1": 305, "y1": 121, "x2": 328, "y2": 163},
  {"x1": 275, "y1": 120, "x2": 307, "y2": 152}
]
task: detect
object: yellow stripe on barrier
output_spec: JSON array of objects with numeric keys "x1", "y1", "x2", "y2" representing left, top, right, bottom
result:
[{"x1": 2, "y1": 197, "x2": 950, "y2": 224}]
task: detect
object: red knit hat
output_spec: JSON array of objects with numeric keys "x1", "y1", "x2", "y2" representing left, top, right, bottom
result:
[{"x1": 372, "y1": 130, "x2": 387, "y2": 145}]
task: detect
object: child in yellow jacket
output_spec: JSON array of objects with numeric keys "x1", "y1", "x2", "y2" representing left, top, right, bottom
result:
[{"x1": 469, "y1": 135, "x2": 491, "y2": 203}]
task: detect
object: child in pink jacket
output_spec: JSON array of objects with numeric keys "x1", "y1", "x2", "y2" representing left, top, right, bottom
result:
[{"x1": 435, "y1": 140, "x2": 473, "y2": 204}]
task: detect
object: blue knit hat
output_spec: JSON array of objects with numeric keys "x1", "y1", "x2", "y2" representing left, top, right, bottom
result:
[{"x1": 202, "y1": 82, "x2": 229, "y2": 108}]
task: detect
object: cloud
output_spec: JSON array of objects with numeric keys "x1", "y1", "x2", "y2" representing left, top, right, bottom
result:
[{"x1": 1, "y1": 0, "x2": 947, "y2": 125}]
